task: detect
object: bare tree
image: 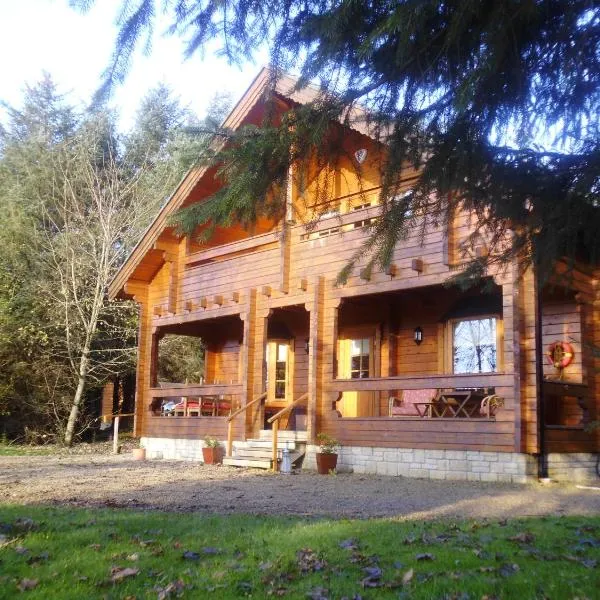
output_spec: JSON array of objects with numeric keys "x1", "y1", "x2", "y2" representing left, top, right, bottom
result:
[{"x1": 39, "y1": 117, "x2": 153, "y2": 445}]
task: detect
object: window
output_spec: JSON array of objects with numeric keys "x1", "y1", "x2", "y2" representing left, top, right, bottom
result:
[
  {"x1": 350, "y1": 338, "x2": 370, "y2": 378},
  {"x1": 452, "y1": 317, "x2": 497, "y2": 374},
  {"x1": 266, "y1": 341, "x2": 291, "y2": 402}
]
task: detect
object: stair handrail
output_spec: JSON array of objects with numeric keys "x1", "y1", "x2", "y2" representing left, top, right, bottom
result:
[
  {"x1": 226, "y1": 391, "x2": 267, "y2": 457},
  {"x1": 267, "y1": 392, "x2": 308, "y2": 472}
]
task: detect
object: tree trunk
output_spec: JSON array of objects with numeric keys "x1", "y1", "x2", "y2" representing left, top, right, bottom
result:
[{"x1": 64, "y1": 347, "x2": 90, "y2": 446}]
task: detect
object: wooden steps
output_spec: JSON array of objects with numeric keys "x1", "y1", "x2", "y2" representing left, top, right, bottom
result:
[{"x1": 223, "y1": 430, "x2": 307, "y2": 469}]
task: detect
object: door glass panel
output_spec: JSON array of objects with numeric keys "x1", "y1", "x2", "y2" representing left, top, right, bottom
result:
[
  {"x1": 349, "y1": 338, "x2": 370, "y2": 379},
  {"x1": 277, "y1": 343, "x2": 288, "y2": 362},
  {"x1": 453, "y1": 318, "x2": 497, "y2": 373},
  {"x1": 274, "y1": 342, "x2": 289, "y2": 399}
]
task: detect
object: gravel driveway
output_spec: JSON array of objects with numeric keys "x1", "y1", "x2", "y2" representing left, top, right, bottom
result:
[{"x1": 1, "y1": 452, "x2": 599, "y2": 520}]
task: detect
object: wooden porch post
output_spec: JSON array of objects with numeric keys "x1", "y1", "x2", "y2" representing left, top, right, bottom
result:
[
  {"x1": 306, "y1": 277, "x2": 340, "y2": 444},
  {"x1": 501, "y1": 263, "x2": 521, "y2": 453},
  {"x1": 247, "y1": 295, "x2": 269, "y2": 438},
  {"x1": 125, "y1": 282, "x2": 151, "y2": 438},
  {"x1": 519, "y1": 265, "x2": 540, "y2": 454}
]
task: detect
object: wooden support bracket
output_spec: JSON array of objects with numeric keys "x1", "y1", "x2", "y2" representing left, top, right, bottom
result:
[
  {"x1": 231, "y1": 291, "x2": 240, "y2": 303},
  {"x1": 262, "y1": 285, "x2": 272, "y2": 297},
  {"x1": 214, "y1": 294, "x2": 224, "y2": 306},
  {"x1": 475, "y1": 245, "x2": 488, "y2": 258},
  {"x1": 411, "y1": 258, "x2": 424, "y2": 273},
  {"x1": 385, "y1": 263, "x2": 398, "y2": 278},
  {"x1": 299, "y1": 278, "x2": 308, "y2": 291},
  {"x1": 199, "y1": 297, "x2": 208, "y2": 309}
]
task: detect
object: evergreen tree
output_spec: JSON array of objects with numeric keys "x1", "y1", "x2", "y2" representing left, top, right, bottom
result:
[{"x1": 81, "y1": 0, "x2": 600, "y2": 278}]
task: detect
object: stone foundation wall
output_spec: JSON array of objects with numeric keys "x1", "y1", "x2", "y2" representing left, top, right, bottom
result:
[
  {"x1": 141, "y1": 436, "x2": 226, "y2": 461},
  {"x1": 304, "y1": 445, "x2": 537, "y2": 483},
  {"x1": 141, "y1": 437, "x2": 599, "y2": 484},
  {"x1": 547, "y1": 453, "x2": 600, "y2": 484}
]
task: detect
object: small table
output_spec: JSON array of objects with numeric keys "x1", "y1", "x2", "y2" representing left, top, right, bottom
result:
[
  {"x1": 437, "y1": 391, "x2": 479, "y2": 418},
  {"x1": 415, "y1": 391, "x2": 484, "y2": 418}
]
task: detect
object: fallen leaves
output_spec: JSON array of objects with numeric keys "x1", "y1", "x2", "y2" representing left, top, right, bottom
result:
[
  {"x1": 360, "y1": 565, "x2": 382, "y2": 588},
  {"x1": 402, "y1": 568, "x2": 414, "y2": 585},
  {"x1": 156, "y1": 579, "x2": 185, "y2": 599},
  {"x1": 110, "y1": 566, "x2": 140, "y2": 582},
  {"x1": 415, "y1": 553, "x2": 435, "y2": 561},
  {"x1": 296, "y1": 548, "x2": 327, "y2": 573},
  {"x1": 508, "y1": 532, "x2": 536, "y2": 544},
  {"x1": 17, "y1": 578, "x2": 38, "y2": 592}
]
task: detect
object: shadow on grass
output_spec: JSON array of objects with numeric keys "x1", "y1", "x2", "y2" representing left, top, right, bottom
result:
[{"x1": 0, "y1": 504, "x2": 599, "y2": 600}]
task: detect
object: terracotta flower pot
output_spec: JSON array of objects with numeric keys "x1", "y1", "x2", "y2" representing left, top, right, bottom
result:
[
  {"x1": 202, "y1": 447, "x2": 223, "y2": 465},
  {"x1": 316, "y1": 453, "x2": 338, "y2": 474},
  {"x1": 132, "y1": 448, "x2": 146, "y2": 461}
]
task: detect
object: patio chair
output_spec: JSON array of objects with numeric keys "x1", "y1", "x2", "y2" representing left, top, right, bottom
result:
[
  {"x1": 479, "y1": 394, "x2": 504, "y2": 418},
  {"x1": 389, "y1": 389, "x2": 440, "y2": 417}
]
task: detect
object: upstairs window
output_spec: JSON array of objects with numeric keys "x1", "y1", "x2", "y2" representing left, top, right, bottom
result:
[{"x1": 452, "y1": 317, "x2": 497, "y2": 374}]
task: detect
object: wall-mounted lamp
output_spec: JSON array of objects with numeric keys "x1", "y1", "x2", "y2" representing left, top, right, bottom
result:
[
  {"x1": 414, "y1": 326, "x2": 423, "y2": 345},
  {"x1": 305, "y1": 339, "x2": 310, "y2": 354}
]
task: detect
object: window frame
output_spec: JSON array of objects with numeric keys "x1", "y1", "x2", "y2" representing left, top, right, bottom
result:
[{"x1": 445, "y1": 314, "x2": 504, "y2": 375}]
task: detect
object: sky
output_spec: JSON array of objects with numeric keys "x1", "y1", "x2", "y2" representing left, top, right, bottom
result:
[{"x1": 0, "y1": 0, "x2": 265, "y2": 130}]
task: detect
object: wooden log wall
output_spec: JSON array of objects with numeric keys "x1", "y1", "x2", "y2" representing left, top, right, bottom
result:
[{"x1": 123, "y1": 169, "x2": 599, "y2": 455}]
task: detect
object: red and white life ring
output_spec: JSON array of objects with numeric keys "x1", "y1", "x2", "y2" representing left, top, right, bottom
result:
[{"x1": 546, "y1": 341, "x2": 574, "y2": 369}]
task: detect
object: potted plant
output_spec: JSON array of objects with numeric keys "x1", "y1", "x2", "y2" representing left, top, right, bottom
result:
[
  {"x1": 132, "y1": 445, "x2": 146, "y2": 461},
  {"x1": 202, "y1": 435, "x2": 223, "y2": 465},
  {"x1": 315, "y1": 433, "x2": 339, "y2": 474}
]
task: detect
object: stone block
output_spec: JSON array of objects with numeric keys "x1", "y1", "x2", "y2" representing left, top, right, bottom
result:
[
  {"x1": 449, "y1": 460, "x2": 468, "y2": 471},
  {"x1": 397, "y1": 464, "x2": 410, "y2": 476},
  {"x1": 498, "y1": 453, "x2": 516, "y2": 463},
  {"x1": 408, "y1": 468, "x2": 429, "y2": 479},
  {"x1": 445, "y1": 450, "x2": 467, "y2": 460},
  {"x1": 377, "y1": 462, "x2": 399, "y2": 476},
  {"x1": 413, "y1": 450, "x2": 425, "y2": 463},
  {"x1": 471, "y1": 465, "x2": 491, "y2": 473},
  {"x1": 429, "y1": 470, "x2": 446, "y2": 480},
  {"x1": 467, "y1": 472, "x2": 481, "y2": 481},
  {"x1": 479, "y1": 473, "x2": 499, "y2": 482},
  {"x1": 424, "y1": 449, "x2": 445, "y2": 459},
  {"x1": 470, "y1": 460, "x2": 491, "y2": 469}
]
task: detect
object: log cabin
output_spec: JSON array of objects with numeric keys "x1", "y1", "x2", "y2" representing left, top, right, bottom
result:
[{"x1": 109, "y1": 68, "x2": 600, "y2": 483}]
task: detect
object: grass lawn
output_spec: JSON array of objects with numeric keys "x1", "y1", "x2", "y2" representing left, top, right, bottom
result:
[
  {"x1": 0, "y1": 445, "x2": 57, "y2": 457},
  {"x1": 0, "y1": 506, "x2": 598, "y2": 599}
]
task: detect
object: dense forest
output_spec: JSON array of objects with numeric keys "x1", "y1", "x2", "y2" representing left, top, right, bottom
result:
[{"x1": 0, "y1": 76, "x2": 227, "y2": 444}]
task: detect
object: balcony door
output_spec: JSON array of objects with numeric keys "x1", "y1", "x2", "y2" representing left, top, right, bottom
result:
[{"x1": 337, "y1": 335, "x2": 376, "y2": 417}]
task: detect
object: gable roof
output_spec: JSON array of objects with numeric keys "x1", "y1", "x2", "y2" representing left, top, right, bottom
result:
[{"x1": 108, "y1": 67, "x2": 370, "y2": 299}]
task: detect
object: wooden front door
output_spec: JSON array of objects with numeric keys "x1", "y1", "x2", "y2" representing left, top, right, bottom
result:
[{"x1": 337, "y1": 336, "x2": 377, "y2": 417}]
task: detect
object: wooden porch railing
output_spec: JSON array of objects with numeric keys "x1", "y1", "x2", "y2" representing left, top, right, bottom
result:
[
  {"x1": 267, "y1": 392, "x2": 309, "y2": 472},
  {"x1": 329, "y1": 373, "x2": 513, "y2": 393},
  {"x1": 226, "y1": 392, "x2": 267, "y2": 457}
]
